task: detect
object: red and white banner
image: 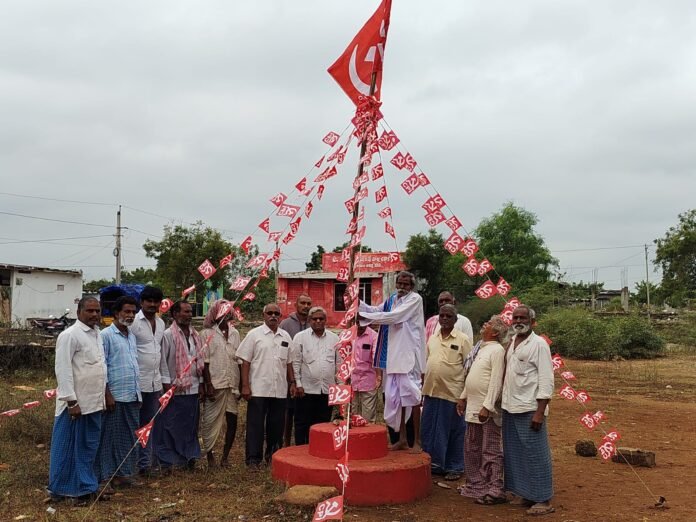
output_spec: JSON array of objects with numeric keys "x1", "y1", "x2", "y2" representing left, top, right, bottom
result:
[
  {"x1": 182, "y1": 285, "x2": 196, "y2": 298},
  {"x1": 312, "y1": 495, "x2": 344, "y2": 521},
  {"x1": 159, "y1": 298, "x2": 173, "y2": 314},
  {"x1": 258, "y1": 218, "x2": 270, "y2": 233},
  {"x1": 276, "y1": 204, "x2": 300, "y2": 218},
  {"x1": 475, "y1": 281, "x2": 498, "y2": 299},
  {"x1": 135, "y1": 420, "x2": 154, "y2": 448},
  {"x1": 219, "y1": 252, "x2": 235, "y2": 268},
  {"x1": 336, "y1": 453, "x2": 350, "y2": 485},
  {"x1": 332, "y1": 422, "x2": 349, "y2": 451},
  {"x1": 269, "y1": 192, "x2": 287, "y2": 207},
  {"x1": 328, "y1": 384, "x2": 352, "y2": 405},
  {"x1": 378, "y1": 130, "x2": 399, "y2": 151},
  {"x1": 322, "y1": 132, "x2": 340, "y2": 146},
  {"x1": 371, "y1": 163, "x2": 384, "y2": 180},
  {"x1": 197, "y1": 259, "x2": 217, "y2": 280},
  {"x1": 229, "y1": 276, "x2": 251, "y2": 291},
  {"x1": 159, "y1": 386, "x2": 176, "y2": 410},
  {"x1": 240, "y1": 236, "x2": 253, "y2": 255}
]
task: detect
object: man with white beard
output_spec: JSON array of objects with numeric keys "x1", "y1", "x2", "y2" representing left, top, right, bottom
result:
[
  {"x1": 501, "y1": 305, "x2": 555, "y2": 516},
  {"x1": 95, "y1": 296, "x2": 142, "y2": 488}
]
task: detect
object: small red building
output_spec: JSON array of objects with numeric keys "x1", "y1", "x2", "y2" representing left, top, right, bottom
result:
[{"x1": 277, "y1": 252, "x2": 407, "y2": 327}]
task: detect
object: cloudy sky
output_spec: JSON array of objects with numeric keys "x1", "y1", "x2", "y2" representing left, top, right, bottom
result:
[{"x1": 2, "y1": 0, "x2": 694, "y2": 291}]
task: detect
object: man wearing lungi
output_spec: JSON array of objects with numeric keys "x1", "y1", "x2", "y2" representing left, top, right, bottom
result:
[
  {"x1": 199, "y1": 299, "x2": 241, "y2": 468},
  {"x1": 359, "y1": 271, "x2": 425, "y2": 452},
  {"x1": 501, "y1": 305, "x2": 555, "y2": 516},
  {"x1": 158, "y1": 301, "x2": 204, "y2": 470},
  {"x1": 95, "y1": 296, "x2": 141, "y2": 488},
  {"x1": 48, "y1": 297, "x2": 107, "y2": 504}
]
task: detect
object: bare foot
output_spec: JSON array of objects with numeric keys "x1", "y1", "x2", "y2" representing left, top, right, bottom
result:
[
  {"x1": 408, "y1": 443, "x2": 423, "y2": 454},
  {"x1": 389, "y1": 440, "x2": 409, "y2": 451}
]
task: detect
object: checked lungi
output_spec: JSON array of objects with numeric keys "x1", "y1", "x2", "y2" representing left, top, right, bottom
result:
[
  {"x1": 502, "y1": 410, "x2": 553, "y2": 503},
  {"x1": 460, "y1": 420, "x2": 504, "y2": 498},
  {"x1": 94, "y1": 401, "x2": 140, "y2": 482},
  {"x1": 421, "y1": 396, "x2": 465, "y2": 475},
  {"x1": 48, "y1": 409, "x2": 103, "y2": 498}
]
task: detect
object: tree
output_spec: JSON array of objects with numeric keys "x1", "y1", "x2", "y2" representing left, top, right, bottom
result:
[
  {"x1": 332, "y1": 242, "x2": 372, "y2": 253},
  {"x1": 143, "y1": 222, "x2": 238, "y2": 297},
  {"x1": 474, "y1": 203, "x2": 558, "y2": 291},
  {"x1": 83, "y1": 278, "x2": 113, "y2": 293},
  {"x1": 305, "y1": 245, "x2": 326, "y2": 271},
  {"x1": 654, "y1": 209, "x2": 696, "y2": 306},
  {"x1": 120, "y1": 267, "x2": 159, "y2": 285},
  {"x1": 403, "y1": 230, "x2": 449, "y2": 315}
]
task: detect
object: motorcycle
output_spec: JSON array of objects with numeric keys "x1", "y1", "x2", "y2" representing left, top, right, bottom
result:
[{"x1": 30, "y1": 309, "x2": 75, "y2": 336}]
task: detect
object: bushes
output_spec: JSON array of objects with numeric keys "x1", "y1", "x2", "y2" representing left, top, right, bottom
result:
[{"x1": 537, "y1": 308, "x2": 664, "y2": 360}]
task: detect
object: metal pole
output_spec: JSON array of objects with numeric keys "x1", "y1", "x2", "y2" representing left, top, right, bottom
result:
[
  {"x1": 645, "y1": 244, "x2": 651, "y2": 319},
  {"x1": 115, "y1": 206, "x2": 122, "y2": 284}
]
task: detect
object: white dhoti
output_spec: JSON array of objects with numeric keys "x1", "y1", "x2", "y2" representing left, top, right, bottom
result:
[
  {"x1": 384, "y1": 368, "x2": 422, "y2": 431},
  {"x1": 199, "y1": 387, "x2": 239, "y2": 454}
]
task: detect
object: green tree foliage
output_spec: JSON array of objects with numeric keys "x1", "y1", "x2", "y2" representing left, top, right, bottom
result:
[
  {"x1": 654, "y1": 209, "x2": 696, "y2": 306},
  {"x1": 403, "y1": 230, "x2": 449, "y2": 315},
  {"x1": 83, "y1": 278, "x2": 113, "y2": 293},
  {"x1": 120, "y1": 267, "x2": 158, "y2": 285},
  {"x1": 305, "y1": 245, "x2": 326, "y2": 271},
  {"x1": 474, "y1": 203, "x2": 558, "y2": 291},
  {"x1": 633, "y1": 281, "x2": 664, "y2": 306},
  {"x1": 143, "y1": 222, "x2": 238, "y2": 297},
  {"x1": 331, "y1": 242, "x2": 373, "y2": 253}
]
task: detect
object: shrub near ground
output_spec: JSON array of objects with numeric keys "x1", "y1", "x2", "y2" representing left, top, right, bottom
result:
[{"x1": 537, "y1": 308, "x2": 664, "y2": 360}]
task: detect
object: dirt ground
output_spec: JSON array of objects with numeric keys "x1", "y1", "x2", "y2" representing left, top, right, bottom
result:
[{"x1": 1, "y1": 353, "x2": 695, "y2": 522}]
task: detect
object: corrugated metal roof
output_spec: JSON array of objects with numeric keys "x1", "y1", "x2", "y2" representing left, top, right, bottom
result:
[{"x1": 0, "y1": 263, "x2": 82, "y2": 276}]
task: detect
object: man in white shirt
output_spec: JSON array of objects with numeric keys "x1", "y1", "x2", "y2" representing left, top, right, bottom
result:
[
  {"x1": 359, "y1": 271, "x2": 425, "y2": 452},
  {"x1": 237, "y1": 303, "x2": 297, "y2": 469},
  {"x1": 501, "y1": 305, "x2": 555, "y2": 516},
  {"x1": 48, "y1": 297, "x2": 107, "y2": 504},
  {"x1": 424, "y1": 291, "x2": 473, "y2": 343},
  {"x1": 292, "y1": 306, "x2": 341, "y2": 445},
  {"x1": 130, "y1": 285, "x2": 165, "y2": 475}
]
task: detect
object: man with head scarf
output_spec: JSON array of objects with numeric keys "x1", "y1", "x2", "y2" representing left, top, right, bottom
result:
[{"x1": 199, "y1": 299, "x2": 241, "y2": 467}]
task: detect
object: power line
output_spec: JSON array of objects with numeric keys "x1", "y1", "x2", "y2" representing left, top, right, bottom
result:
[
  {"x1": 0, "y1": 234, "x2": 113, "y2": 245},
  {"x1": 0, "y1": 210, "x2": 113, "y2": 228},
  {"x1": 0, "y1": 191, "x2": 113, "y2": 207},
  {"x1": 551, "y1": 244, "x2": 647, "y2": 253}
]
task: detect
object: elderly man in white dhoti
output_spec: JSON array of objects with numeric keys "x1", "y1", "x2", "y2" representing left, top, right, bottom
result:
[{"x1": 358, "y1": 271, "x2": 425, "y2": 452}]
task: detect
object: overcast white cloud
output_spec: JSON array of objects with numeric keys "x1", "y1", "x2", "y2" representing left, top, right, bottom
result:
[{"x1": 2, "y1": 0, "x2": 694, "y2": 291}]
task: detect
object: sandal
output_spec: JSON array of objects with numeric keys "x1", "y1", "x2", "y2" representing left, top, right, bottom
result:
[
  {"x1": 444, "y1": 472, "x2": 462, "y2": 481},
  {"x1": 526, "y1": 503, "x2": 555, "y2": 516},
  {"x1": 475, "y1": 494, "x2": 507, "y2": 505}
]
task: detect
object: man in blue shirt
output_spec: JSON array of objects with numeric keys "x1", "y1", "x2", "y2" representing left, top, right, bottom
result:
[{"x1": 95, "y1": 296, "x2": 141, "y2": 488}]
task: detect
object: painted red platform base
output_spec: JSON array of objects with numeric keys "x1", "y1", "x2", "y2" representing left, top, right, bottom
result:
[{"x1": 272, "y1": 423, "x2": 431, "y2": 506}]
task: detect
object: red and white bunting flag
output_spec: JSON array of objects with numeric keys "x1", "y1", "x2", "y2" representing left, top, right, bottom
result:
[
  {"x1": 268, "y1": 231, "x2": 282, "y2": 242},
  {"x1": 592, "y1": 410, "x2": 605, "y2": 423},
  {"x1": 246, "y1": 254, "x2": 268, "y2": 268},
  {"x1": 598, "y1": 440, "x2": 616, "y2": 460},
  {"x1": 242, "y1": 292, "x2": 256, "y2": 302},
  {"x1": 475, "y1": 281, "x2": 498, "y2": 299},
  {"x1": 336, "y1": 360, "x2": 354, "y2": 382},
  {"x1": 401, "y1": 173, "x2": 420, "y2": 195},
  {"x1": 234, "y1": 307, "x2": 245, "y2": 322},
  {"x1": 375, "y1": 185, "x2": 388, "y2": 203},
  {"x1": 371, "y1": 163, "x2": 384, "y2": 180},
  {"x1": 328, "y1": 384, "x2": 352, "y2": 405},
  {"x1": 272, "y1": 248, "x2": 281, "y2": 261},
  {"x1": 337, "y1": 150, "x2": 347, "y2": 164},
  {"x1": 560, "y1": 370, "x2": 576, "y2": 380},
  {"x1": 159, "y1": 386, "x2": 176, "y2": 410},
  {"x1": 182, "y1": 285, "x2": 196, "y2": 298},
  {"x1": 425, "y1": 210, "x2": 446, "y2": 228},
  {"x1": 282, "y1": 231, "x2": 296, "y2": 245},
  {"x1": 317, "y1": 185, "x2": 326, "y2": 200},
  {"x1": 295, "y1": 177, "x2": 307, "y2": 192},
  {"x1": 500, "y1": 309, "x2": 513, "y2": 325},
  {"x1": 315, "y1": 155, "x2": 325, "y2": 168},
  {"x1": 390, "y1": 151, "x2": 406, "y2": 170},
  {"x1": 445, "y1": 216, "x2": 462, "y2": 231},
  {"x1": 229, "y1": 276, "x2": 251, "y2": 291},
  {"x1": 336, "y1": 453, "x2": 350, "y2": 484},
  {"x1": 327, "y1": 145, "x2": 344, "y2": 163},
  {"x1": 444, "y1": 232, "x2": 464, "y2": 254},
  {"x1": 135, "y1": 420, "x2": 154, "y2": 448},
  {"x1": 23, "y1": 401, "x2": 40, "y2": 409},
  {"x1": 197, "y1": 259, "x2": 217, "y2": 280},
  {"x1": 336, "y1": 326, "x2": 356, "y2": 347},
  {"x1": 558, "y1": 384, "x2": 576, "y2": 400},
  {"x1": 322, "y1": 132, "x2": 340, "y2": 146},
  {"x1": 496, "y1": 277, "x2": 511, "y2": 296},
  {"x1": 336, "y1": 267, "x2": 349, "y2": 283},
  {"x1": 180, "y1": 356, "x2": 196, "y2": 376},
  {"x1": 357, "y1": 206, "x2": 366, "y2": 223},
  {"x1": 377, "y1": 206, "x2": 392, "y2": 219},
  {"x1": 240, "y1": 236, "x2": 253, "y2": 254},
  {"x1": 477, "y1": 258, "x2": 493, "y2": 275},
  {"x1": 403, "y1": 152, "x2": 417, "y2": 172},
  {"x1": 462, "y1": 258, "x2": 479, "y2": 276},
  {"x1": 417, "y1": 173, "x2": 431, "y2": 186},
  {"x1": 352, "y1": 172, "x2": 369, "y2": 190},
  {"x1": 214, "y1": 301, "x2": 233, "y2": 321},
  {"x1": 551, "y1": 354, "x2": 564, "y2": 371},
  {"x1": 0, "y1": 409, "x2": 21, "y2": 417},
  {"x1": 276, "y1": 203, "x2": 300, "y2": 218},
  {"x1": 305, "y1": 201, "x2": 314, "y2": 219},
  {"x1": 385, "y1": 221, "x2": 396, "y2": 238},
  {"x1": 258, "y1": 218, "x2": 270, "y2": 233},
  {"x1": 43, "y1": 389, "x2": 57, "y2": 400},
  {"x1": 340, "y1": 248, "x2": 351, "y2": 262},
  {"x1": 422, "y1": 194, "x2": 446, "y2": 213},
  {"x1": 378, "y1": 130, "x2": 399, "y2": 151},
  {"x1": 603, "y1": 429, "x2": 621, "y2": 443},
  {"x1": 355, "y1": 187, "x2": 368, "y2": 203},
  {"x1": 346, "y1": 218, "x2": 358, "y2": 235},
  {"x1": 460, "y1": 238, "x2": 479, "y2": 258},
  {"x1": 579, "y1": 413, "x2": 597, "y2": 431},
  {"x1": 344, "y1": 198, "x2": 355, "y2": 214},
  {"x1": 503, "y1": 297, "x2": 521, "y2": 311},
  {"x1": 349, "y1": 226, "x2": 366, "y2": 247},
  {"x1": 332, "y1": 422, "x2": 349, "y2": 451},
  {"x1": 337, "y1": 343, "x2": 353, "y2": 360},
  {"x1": 347, "y1": 280, "x2": 360, "y2": 302},
  {"x1": 219, "y1": 252, "x2": 235, "y2": 268},
  {"x1": 290, "y1": 217, "x2": 302, "y2": 235},
  {"x1": 269, "y1": 192, "x2": 287, "y2": 207},
  {"x1": 351, "y1": 414, "x2": 369, "y2": 427},
  {"x1": 575, "y1": 390, "x2": 591, "y2": 404},
  {"x1": 326, "y1": 0, "x2": 392, "y2": 104},
  {"x1": 159, "y1": 298, "x2": 173, "y2": 314},
  {"x1": 312, "y1": 495, "x2": 344, "y2": 522}
]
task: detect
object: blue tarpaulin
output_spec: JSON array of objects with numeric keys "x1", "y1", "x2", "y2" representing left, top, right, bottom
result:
[{"x1": 98, "y1": 284, "x2": 145, "y2": 317}]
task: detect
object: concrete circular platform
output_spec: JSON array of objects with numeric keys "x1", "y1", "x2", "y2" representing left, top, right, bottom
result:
[{"x1": 272, "y1": 423, "x2": 431, "y2": 505}]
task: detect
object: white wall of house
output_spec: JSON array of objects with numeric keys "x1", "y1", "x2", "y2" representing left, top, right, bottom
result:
[{"x1": 10, "y1": 269, "x2": 82, "y2": 326}]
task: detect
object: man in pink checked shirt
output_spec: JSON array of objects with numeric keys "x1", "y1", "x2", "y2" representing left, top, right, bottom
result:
[{"x1": 349, "y1": 324, "x2": 382, "y2": 423}]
